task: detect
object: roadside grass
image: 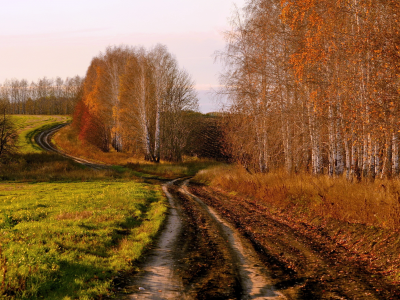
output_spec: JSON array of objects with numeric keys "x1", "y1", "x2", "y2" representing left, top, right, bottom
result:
[
  {"x1": 11, "y1": 115, "x2": 71, "y2": 154},
  {"x1": 54, "y1": 124, "x2": 220, "y2": 179},
  {"x1": 0, "y1": 180, "x2": 167, "y2": 299},
  {"x1": 193, "y1": 165, "x2": 400, "y2": 230}
]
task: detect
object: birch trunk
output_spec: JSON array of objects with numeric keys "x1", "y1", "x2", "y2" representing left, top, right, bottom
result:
[
  {"x1": 308, "y1": 104, "x2": 322, "y2": 175},
  {"x1": 335, "y1": 106, "x2": 344, "y2": 175},
  {"x1": 328, "y1": 105, "x2": 335, "y2": 176},
  {"x1": 139, "y1": 63, "x2": 152, "y2": 160},
  {"x1": 392, "y1": 132, "x2": 399, "y2": 175}
]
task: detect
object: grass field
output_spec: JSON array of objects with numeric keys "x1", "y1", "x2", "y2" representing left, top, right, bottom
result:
[
  {"x1": 0, "y1": 116, "x2": 168, "y2": 299},
  {"x1": 0, "y1": 181, "x2": 166, "y2": 299}
]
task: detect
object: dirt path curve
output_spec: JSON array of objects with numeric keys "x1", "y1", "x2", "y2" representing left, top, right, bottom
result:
[
  {"x1": 181, "y1": 180, "x2": 286, "y2": 300},
  {"x1": 35, "y1": 123, "x2": 109, "y2": 170}
]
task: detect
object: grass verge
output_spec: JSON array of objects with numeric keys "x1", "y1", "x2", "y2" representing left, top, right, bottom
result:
[
  {"x1": 194, "y1": 165, "x2": 400, "y2": 230},
  {"x1": 193, "y1": 165, "x2": 400, "y2": 285}
]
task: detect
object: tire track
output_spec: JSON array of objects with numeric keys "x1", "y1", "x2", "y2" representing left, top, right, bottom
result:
[
  {"x1": 128, "y1": 180, "x2": 188, "y2": 299},
  {"x1": 180, "y1": 180, "x2": 286, "y2": 300}
]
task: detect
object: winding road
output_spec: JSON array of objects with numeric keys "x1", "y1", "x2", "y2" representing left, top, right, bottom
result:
[
  {"x1": 37, "y1": 124, "x2": 286, "y2": 299},
  {"x1": 35, "y1": 123, "x2": 109, "y2": 170}
]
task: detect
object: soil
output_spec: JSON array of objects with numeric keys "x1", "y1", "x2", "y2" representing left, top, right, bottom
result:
[
  {"x1": 123, "y1": 179, "x2": 286, "y2": 299},
  {"x1": 188, "y1": 183, "x2": 400, "y2": 300},
  {"x1": 126, "y1": 180, "x2": 186, "y2": 299}
]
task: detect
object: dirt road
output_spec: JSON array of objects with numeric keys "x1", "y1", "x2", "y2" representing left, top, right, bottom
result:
[{"x1": 127, "y1": 179, "x2": 286, "y2": 300}]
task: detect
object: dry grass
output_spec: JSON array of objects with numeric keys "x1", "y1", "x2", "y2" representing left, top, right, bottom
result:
[
  {"x1": 0, "y1": 152, "x2": 123, "y2": 181},
  {"x1": 194, "y1": 165, "x2": 400, "y2": 230},
  {"x1": 56, "y1": 210, "x2": 93, "y2": 220}
]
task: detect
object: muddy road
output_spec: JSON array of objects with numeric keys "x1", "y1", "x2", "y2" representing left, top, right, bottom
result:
[
  {"x1": 35, "y1": 123, "x2": 109, "y2": 170},
  {"x1": 126, "y1": 179, "x2": 285, "y2": 300}
]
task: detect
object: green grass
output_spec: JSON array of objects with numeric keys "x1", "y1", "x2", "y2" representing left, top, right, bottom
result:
[
  {"x1": 0, "y1": 180, "x2": 167, "y2": 299},
  {"x1": 11, "y1": 115, "x2": 71, "y2": 154},
  {"x1": 0, "y1": 115, "x2": 170, "y2": 299}
]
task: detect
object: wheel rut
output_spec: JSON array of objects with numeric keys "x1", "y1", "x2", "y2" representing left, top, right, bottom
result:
[
  {"x1": 35, "y1": 123, "x2": 109, "y2": 170},
  {"x1": 127, "y1": 179, "x2": 187, "y2": 299}
]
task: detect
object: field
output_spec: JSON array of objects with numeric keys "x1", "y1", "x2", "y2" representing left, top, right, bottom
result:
[{"x1": 0, "y1": 116, "x2": 168, "y2": 299}]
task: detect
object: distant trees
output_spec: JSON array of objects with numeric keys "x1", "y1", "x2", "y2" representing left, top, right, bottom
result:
[
  {"x1": 0, "y1": 76, "x2": 83, "y2": 115},
  {"x1": 0, "y1": 102, "x2": 17, "y2": 161},
  {"x1": 74, "y1": 45, "x2": 198, "y2": 162},
  {"x1": 218, "y1": 0, "x2": 400, "y2": 179}
]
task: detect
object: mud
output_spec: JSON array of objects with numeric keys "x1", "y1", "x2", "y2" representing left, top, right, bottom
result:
[
  {"x1": 181, "y1": 180, "x2": 285, "y2": 300},
  {"x1": 125, "y1": 179, "x2": 285, "y2": 300},
  {"x1": 188, "y1": 184, "x2": 400, "y2": 300},
  {"x1": 127, "y1": 180, "x2": 186, "y2": 299}
]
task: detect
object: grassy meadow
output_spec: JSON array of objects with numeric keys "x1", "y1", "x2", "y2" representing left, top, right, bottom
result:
[{"x1": 0, "y1": 116, "x2": 168, "y2": 299}]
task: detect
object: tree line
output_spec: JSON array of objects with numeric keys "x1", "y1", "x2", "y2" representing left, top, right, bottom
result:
[
  {"x1": 218, "y1": 0, "x2": 400, "y2": 179},
  {"x1": 0, "y1": 76, "x2": 83, "y2": 115},
  {"x1": 73, "y1": 45, "x2": 198, "y2": 162}
]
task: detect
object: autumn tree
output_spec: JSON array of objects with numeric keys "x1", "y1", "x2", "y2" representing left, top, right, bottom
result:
[
  {"x1": 0, "y1": 103, "x2": 17, "y2": 161},
  {"x1": 219, "y1": 0, "x2": 400, "y2": 178},
  {"x1": 76, "y1": 45, "x2": 198, "y2": 162}
]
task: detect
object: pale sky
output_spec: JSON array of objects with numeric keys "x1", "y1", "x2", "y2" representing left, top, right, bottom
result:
[{"x1": 0, "y1": 0, "x2": 246, "y2": 112}]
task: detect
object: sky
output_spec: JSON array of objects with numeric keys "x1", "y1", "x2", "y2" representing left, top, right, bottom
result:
[{"x1": 0, "y1": 0, "x2": 246, "y2": 112}]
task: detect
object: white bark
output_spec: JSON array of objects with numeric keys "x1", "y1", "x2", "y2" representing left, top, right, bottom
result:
[
  {"x1": 308, "y1": 105, "x2": 322, "y2": 175},
  {"x1": 393, "y1": 132, "x2": 399, "y2": 175},
  {"x1": 335, "y1": 107, "x2": 344, "y2": 175}
]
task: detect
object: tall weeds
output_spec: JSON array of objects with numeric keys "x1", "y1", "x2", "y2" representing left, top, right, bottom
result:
[{"x1": 194, "y1": 165, "x2": 400, "y2": 230}]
